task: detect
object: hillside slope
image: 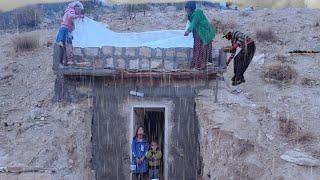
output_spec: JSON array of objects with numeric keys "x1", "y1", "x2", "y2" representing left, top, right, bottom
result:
[{"x1": 0, "y1": 6, "x2": 319, "y2": 179}]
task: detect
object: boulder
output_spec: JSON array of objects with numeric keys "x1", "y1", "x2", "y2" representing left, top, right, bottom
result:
[{"x1": 281, "y1": 149, "x2": 320, "y2": 167}]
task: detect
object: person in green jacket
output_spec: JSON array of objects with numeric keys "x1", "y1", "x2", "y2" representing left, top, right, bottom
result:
[
  {"x1": 146, "y1": 141, "x2": 162, "y2": 179},
  {"x1": 184, "y1": 1, "x2": 216, "y2": 70}
]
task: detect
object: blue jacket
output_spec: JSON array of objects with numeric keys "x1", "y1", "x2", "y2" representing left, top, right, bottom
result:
[{"x1": 131, "y1": 138, "x2": 149, "y2": 173}]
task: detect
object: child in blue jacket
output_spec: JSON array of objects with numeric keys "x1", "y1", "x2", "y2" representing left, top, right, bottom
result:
[{"x1": 131, "y1": 126, "x2": 149, "y2": 180}]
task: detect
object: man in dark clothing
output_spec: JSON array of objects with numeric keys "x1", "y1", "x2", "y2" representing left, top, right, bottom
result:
[{"x1": 223, "y1": 31, "x2": 256, "y2": 86}]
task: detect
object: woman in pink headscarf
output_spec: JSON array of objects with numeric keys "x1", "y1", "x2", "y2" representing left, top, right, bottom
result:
[{"x1": 56, "y1": 1, "x2": 84, "y2": 65}]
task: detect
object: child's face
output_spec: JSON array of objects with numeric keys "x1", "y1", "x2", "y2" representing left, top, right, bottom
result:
[
  {"x1": 137, "y1": 127, "x2": 144, "y2": 139},
  {"x1": 151, "y1": 142, "x2": 158, "y2": 150}
]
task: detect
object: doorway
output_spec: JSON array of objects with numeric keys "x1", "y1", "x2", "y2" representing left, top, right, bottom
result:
[{"x1": 133, "y1": 107, "x2": 165, "y2": 179}]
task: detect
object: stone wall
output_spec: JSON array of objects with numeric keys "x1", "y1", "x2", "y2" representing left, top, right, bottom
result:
[
  {"x1": 73, "y1": 46, "x2": 194, "y2": 70},
  {"x1": 53, "y1": 44, "x2": 226, "y2": 77}
]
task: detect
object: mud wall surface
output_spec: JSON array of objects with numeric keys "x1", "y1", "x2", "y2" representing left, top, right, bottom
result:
[
  {"x1": 0, "y1": 172, "x2": 52, "y2": 180},
  {"x1": 91, "y1": 78, "x2": 200, "y2": 180}
]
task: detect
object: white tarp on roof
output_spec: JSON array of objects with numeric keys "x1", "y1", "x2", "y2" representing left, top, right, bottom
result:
[{"x1": 72, "y1": 17, "x2": 194, "y2": 48}]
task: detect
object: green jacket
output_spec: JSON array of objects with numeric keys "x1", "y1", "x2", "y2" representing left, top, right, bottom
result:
[
  {"x1": 146, "y1": 150, "x2": 162, "y2": 167},
  {"x1": 188, "y1": 9, "x2": 216, "y2": 45}
]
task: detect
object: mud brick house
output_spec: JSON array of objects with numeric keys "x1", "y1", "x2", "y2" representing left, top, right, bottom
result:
[{"x1": 53, "y1": 44, "x2": 226, "y2": 180}]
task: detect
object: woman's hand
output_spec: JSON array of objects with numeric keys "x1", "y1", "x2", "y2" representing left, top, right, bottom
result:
[
  {"x1": 136, "y1": 157, "x2": 144, "y2": 165},
  {"x1": 184, "y1": 30, "x2": 190, "y2": 36},
  {"x1": 136, "y1": 158, "x2": 141, "y2": 165}
]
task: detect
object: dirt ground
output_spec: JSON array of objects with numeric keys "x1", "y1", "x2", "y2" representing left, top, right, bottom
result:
[
  {"x1": 0, "y1": 5, "x2": 320, "y2": 179},
  {"x1": 0, "y1": 30, "x2": 93, "y2": 179}
]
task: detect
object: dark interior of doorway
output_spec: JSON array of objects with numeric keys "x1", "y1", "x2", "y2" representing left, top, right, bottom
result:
[{"x1": 134, "y1": 108, "x2": 164, "y2": 179}]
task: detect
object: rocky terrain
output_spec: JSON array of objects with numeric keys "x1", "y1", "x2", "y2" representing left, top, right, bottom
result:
[
  {"x1": 196, "y1": 6, "x2": 320, "y2": 180},
  {"x1": 0, "y1": 4, "x2": 320, "y2": 180}
]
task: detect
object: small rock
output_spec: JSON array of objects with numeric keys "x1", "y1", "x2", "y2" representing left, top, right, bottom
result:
[
  {"x1": 281, "y1": 149, "x2": 320, "y2": 167},
  {"x1": 7, "y1": 166, "x2": 24, "y2": 172},
  {"x1": 83, "y1": 48, "x2": 100, "y2": 57},
  {"x1": 266, "y1": 134, "x2": 274, "y2": 141},
  {"x1": 245, "y1": 154, "x2": 264, "y2": 168},
  {"x1": 74, "y1": 62, "x2": 91, "y2": 67},
  {"x1": 101, "y1": 46, "x2": 113, "y2": 56},
  {"x1": 139, "y1": 47, "x2": 152, "y2": 58},
  {"x1": 40, "y1": 117, "x2": 45, "y2": 121},
  {"x1": 166, "y1": 6, "x2": 176, "y2": 12},
  {"x1": 212, "y1": 126, "x2": 220, "y2": 129},
  {"x1": 231, "y1": 88, "x2": 242, "y2": 94},
  {"x1": 252, "y1": 54, "x2": 265, "y2": 65}
]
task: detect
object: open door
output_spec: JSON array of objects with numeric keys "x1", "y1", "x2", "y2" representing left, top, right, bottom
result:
[{"x1": 133, "y1": 108, "x2": 165, "y2": 179}]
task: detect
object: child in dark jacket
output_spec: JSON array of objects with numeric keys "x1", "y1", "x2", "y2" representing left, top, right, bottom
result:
[
  {"x1": 131, "y1": 126, "x2": 149, "y2": 180},
  {"x1": 56, "y1": 1, "x2": 84, "y2": 65},
  {"x1": 146, "y1": 141, "x2": 162, "y2": 179}
]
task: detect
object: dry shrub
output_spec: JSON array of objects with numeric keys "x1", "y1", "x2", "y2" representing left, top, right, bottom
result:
[
  {"x1": 275, "y1": 55, "x2": 287, "y2": 63},
  {"x1": 12, "y1": 6, "x2": 42, "y2": 27},
  {"x1": 275, "y1": 54, "x2": 296, "y2": 64},
  {"x1": 255, "y1": 28, "x2": 277, "y2": 42},
  {"x1": 301, "y1": 77, "x2": 319, "y2": 87},
  {"x1": 278, "y1": 116, "x2": 313, "y2": 143},
  {"x1": 294, "y1": 133, "x2": 313, "y2": 143},
  {"x1": 239, "y1": 11, "x2": 250, "y2": 17},
  {"x1": 12, "y1": 34, "x2": 39, "y2": 52},
  {"x1": 122, "y1": 4, "x2": 150, "y2": 19},
  {"x1": 263, "y1": 62, "x2": 297, "y2": 84},
  {"x1": 211, "y1": 19, "x2": 237, "y2": 33},
  {"x1": 279, "y1": 116, "x2": 300, "y2": 135},
  {"x1": 257, "y1": 106, "x2": 271, "y2": 114}
]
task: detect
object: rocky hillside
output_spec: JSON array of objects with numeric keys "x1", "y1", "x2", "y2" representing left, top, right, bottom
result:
[{"x1": 0, "y1": 5, "x2": 320, "y2": 179}]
